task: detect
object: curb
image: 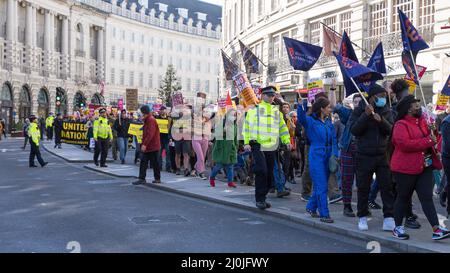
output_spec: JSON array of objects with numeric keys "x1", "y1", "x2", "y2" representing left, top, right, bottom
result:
[
  {"x1": 83, "y1": 165, "x2": 439, "y2": 253},
  {"x1": 42, "y1": 144, "x2": 114, "y2": 163},
  {"x1": 83, "y1": 165, "x2": 138, "y2": 178}
]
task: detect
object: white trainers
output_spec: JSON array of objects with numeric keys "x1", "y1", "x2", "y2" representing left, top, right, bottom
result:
[
  {"x1": 383, "y1": 217, "x2": 395, "y2": 231},
  {"x1": 358, "y1": 217, "x2": 368, "y2": 231}
]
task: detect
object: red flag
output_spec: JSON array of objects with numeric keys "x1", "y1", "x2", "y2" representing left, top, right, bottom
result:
[
  {"x1": 225, "y1": 91, "x2": 233, "y2": 106},
  {"x1": 323, "y1": 25, "x2": 341, "y2": 56}
]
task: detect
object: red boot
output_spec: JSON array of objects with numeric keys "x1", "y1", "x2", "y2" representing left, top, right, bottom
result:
[
  {"x1": 228, "y1": 182, "x2": 237, "y2": 188},
  {"x1": 209, "y1": 177, "x2": 216, "y2": 187}
]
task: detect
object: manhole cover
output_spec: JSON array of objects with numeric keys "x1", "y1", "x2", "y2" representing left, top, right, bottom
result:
[{"x1": 131, "y1": 215, "x2": 188, "y2": 224}]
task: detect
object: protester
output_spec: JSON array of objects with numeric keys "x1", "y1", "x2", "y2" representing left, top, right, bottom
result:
[
  {"x1": 93, "y1": 108, "x2": 113, "y2": 167},
  {"x1": 192, "y1": 92, "x2": 211, "y2": 180},
  {"x1": 39, "y1": 116, "x2": 45, "y2": 140},
  {"x1": 133, "y1": 105, "x2": 161, "y2": 185},
  {"x1": 209, "y1": 108, "x2": 238, "y2": 188},
  {"x1": 108, "y1": 112, "x2": 118, "y2": 161},
  {"x1": 156, "y1": 107, "x2": 172, "y2": 172},
  {"x1": 350, "y1": 84, "x2": 395, "y2": 231},
  {"x1": 53, "y1": 113, "x2": 63, "y2": 149},
  {"x1": 391, "y1": 95, "x2": 449, "y2": 240},
  {"x1": 440, "y1": 110, "x2": 450, "y2": 219},
  {"x1": 244, "y1": 86, "x2": 291, "y2": 210},
  {"x1": 22, "y1": 118, "x2": 30, "y2": 149},
  {"x1": 28, "y1": 115, "x2": 48, "y2": 168},
  {"x1": 171, "y1": 103, "x2": 192, "y2": 176},
  {"x1": 85, "y1": 115, "x2": 95, "y2": 151},
  {"x1": 46, "y1": 113, "x2": 55, "y2": 141},
  {"x1": 113, "y1": 109, "x2": 130, "y2": 164}
]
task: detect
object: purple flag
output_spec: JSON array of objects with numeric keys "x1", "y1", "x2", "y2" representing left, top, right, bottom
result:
[
  {"x1": 398, "y1": 8, "x2": 429, "y2": 54},
  {"x1": 283, "y1": 37, "x2": 323, "y2": 71},
  {"x1": 442, "y1": 75, "x2": 450, "y2": 96},
  {"x1": 239, "y1": 40, "x2": 260, "y2": 74}
]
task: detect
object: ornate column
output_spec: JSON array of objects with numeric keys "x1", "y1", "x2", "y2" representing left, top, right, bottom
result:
[
  {"x1": 61, "y1": 16, "x2": 69, "y2": 78},
  {"x1": 97, "y1": 27, "x2": 104, "y2": 81}
]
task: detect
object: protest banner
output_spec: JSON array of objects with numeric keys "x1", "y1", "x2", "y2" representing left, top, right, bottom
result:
[
  {"x1": 436, "y1": 93, "x2": 450, "y2": 111},
  {"x1": 232, "y1": 72, "x2": 258, "y2": 107},
  {"x1": 128, "y1": 123, "x2": 143, "y2": 143},
  {"x1": 126, "y1": 89, "x2": 138, "y2": 111},
  {"x1": 61, "y1": 122, "x2": 88, "y2": 146},
  {"x1": 172, "y1": 92, "x2": 184, "y2": 107},
  {"x1": 156, "y1": 119, "x2": 169, "y2": 134},
  {"x1": 307, "y1": 80, "x2": 324, "y2": 102}
]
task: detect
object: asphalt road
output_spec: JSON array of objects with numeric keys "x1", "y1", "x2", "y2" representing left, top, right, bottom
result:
[{"x1": 0, "y1": 138, "x2": 396, "y2": 253}]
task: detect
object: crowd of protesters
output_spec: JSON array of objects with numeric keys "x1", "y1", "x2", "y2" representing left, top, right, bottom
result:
[{"x1": 15, "y1": 79, "x2": 450, "y2": 242}]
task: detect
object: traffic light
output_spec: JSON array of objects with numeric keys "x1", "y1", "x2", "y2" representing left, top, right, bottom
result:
[{"x1": 56, "y1": 95, "x2": 61, "y2": 107}]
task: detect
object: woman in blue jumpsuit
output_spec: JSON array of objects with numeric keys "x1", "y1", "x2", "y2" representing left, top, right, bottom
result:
[{"x1": 297, "y1": 97, "x2": 338, "y2": 223}]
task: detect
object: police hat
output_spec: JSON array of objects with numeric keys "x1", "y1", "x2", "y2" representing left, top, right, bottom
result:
[
  {"x1": 29, "y1": 115, "x2": 37, "y2": 122},
  {"x1": 99, "y1": 108, "x2": 106, "y2": 114},
  {"x1": 261, "y1": 86, "x2": 277, "y2": 95}
]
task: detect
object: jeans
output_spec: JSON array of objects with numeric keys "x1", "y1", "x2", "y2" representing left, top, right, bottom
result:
[
  {"x1": 211, "y1": 163, "x2": 233, "y2": 182},
  {"x1": 159, "y1": 138, "x2": 171, "y2": 170},
  {"x1": 273, "y1": 157, "x2": 286, "y2": 192},
  {"x1": 117, "y1": 137, "x2": 128, "y2": 162}
]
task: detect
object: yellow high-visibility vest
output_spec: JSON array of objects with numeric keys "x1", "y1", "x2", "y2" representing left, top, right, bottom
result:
[
  {"x1": 93, "y1": 117, "x2": 113, "y2": 139},
  {"x1": 28, "y1": 123, "x2": 41, "y2": 146},
  {"x1": 46, "y1": 116, "x2": 54, "y2": 128}
]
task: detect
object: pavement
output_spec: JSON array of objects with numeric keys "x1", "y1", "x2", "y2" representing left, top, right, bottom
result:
[
  {"x1": 40, "y1": 141, "x2": 450, "y2": 253},
  {"x1": 0, "y1": 137, "x2": 388, "y2": 253}
]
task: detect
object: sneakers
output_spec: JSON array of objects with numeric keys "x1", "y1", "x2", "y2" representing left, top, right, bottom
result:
[
  {"x1": 358, "y1": 217, "x2": 369, "y2": 231},
  {"x1": 329, "y1": 194, "x2": 343, "y2": 204},
  {"x1": 300, "y1": 194, "x2": 310, "y2": 202},
  {"x1": 41, "y1": 162, "x2": 48, "y2": 167},
  {"x1": 152, "y1": 180, "x2": 161, "y2": 184},
  {"x1": 256, "y1": 201, "x2": 271, "y2": 210},
  {"x1": 405, "y1": 216, "x2": 421, "y2": 229},
  {"x1": 383, "y1": 217, "x2": 395, "y2": 231},
  {"x1": 228, "y1": 182, "x2": 237, "y2": 188},
  {"x1": 199, "y1": 173, "x2": 207, "y2": 180},
  {"x1": 393, "y1": 226, "x2": 410, "y2": 240},
  {"x1": 343, "y1": 204, "x2": 356, "y2": 217},
  {"x1": 320, "y1": 216, "x2": 334, "y2": 224},
  {"x1": 209, "y1": 178, "x2": 216, "y2": 187},
  {"x1": 176, "y1": 170, "x2": 181, "y2": 175},
  {"x1": 306, "y1": 209, "x2": 319, "y2": 218},
  {"x1": 277, "y1": 190, "x2": 291, "y2": 198},
  {"x1": 432, "y1": 226, "x2": 450, "y2": 241},
  {"x1": 132, "y1": 179, "x2": 146, "y2": 185},
  {"x1": 368, "y1": 201, "x2": 382, "y2": 210}
]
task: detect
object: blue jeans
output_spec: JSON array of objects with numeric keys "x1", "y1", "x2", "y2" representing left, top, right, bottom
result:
[
  {"x1": 210, "y1": 163, "x2": 233, "y2": 182},
  {"x1": 368, "y1": 180, "x2": 379, "y2": 203},
  {"x1": 117, "y1": 137, "x2": 128, "y2": 162},
  {"x1": 159, "y1": 139, "x2": 171, "y2": 170},
  {"x1": 273, "y1": 157, "x2": 286, "y2": 192}
]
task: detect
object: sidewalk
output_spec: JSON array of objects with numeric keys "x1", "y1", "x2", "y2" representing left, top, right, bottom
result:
[
  {"x1": 42, "y1": 141, "x2": 114, "y2": 163},
  {"x1": 45, "y1": 143, "x2": 450, "y2": 253}
]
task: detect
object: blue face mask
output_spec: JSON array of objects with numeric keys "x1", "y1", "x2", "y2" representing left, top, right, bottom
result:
[{"x1": 375, "y1": 97, "x2": 387, "y2": 108}]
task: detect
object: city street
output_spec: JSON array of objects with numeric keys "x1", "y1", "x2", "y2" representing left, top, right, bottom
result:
[{"x1": 0, "y1": 138, "x2": 395, "y2": 253}]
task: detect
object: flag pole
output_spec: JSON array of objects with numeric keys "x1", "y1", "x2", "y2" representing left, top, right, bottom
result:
[
  {"x1": 408, "y1": 50, "x2": 427, "y2": 107},
  {"x1": 349, "y1": 77, "x2": 369, "y2": 105},
  {"x1": 239, "y1": 40, "x2": 267, "y2": 67}
]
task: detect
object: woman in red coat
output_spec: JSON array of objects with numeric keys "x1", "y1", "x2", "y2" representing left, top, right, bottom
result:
[{"x1": 391, "y1": 95, "x2": 449, "y2": 241}]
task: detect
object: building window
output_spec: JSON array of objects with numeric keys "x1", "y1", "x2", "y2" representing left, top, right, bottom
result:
[
  {"x1": 271, "y1": 35, "x2": 280, "y2": 60},
  {"x1": 139, "y1": 52, "x2": 144, "y2": 64},
  {"x1": 148, "y1": 74, "x2": 153, "y2": 88},
  {"x1": 168, "y1": 56, "x2": 173, "y2": 65},
  {"x1": 196, "y1": 61, "x2": 201, "y2": 72},
  {"x1": 177, "y1": 58, "x2": 182, "y2": 70},
  {"x1": 324, "y1": 16, "x2": 337, "y2": 30},
  {"x1": 271, "y1": 0, "x2": 279, "y2": 10},
  {"x1": 187, "y1": 59, "x2": 192, "y2": 71},
  {"x1": 234, "y1": 3, "x2": 237, "y2": 36},
  {"x1": 120, "y1": 69, "x2": 125, "y2": 85},
  {"x1": 340, "y1": 11, "x2": 352, "y2": 34},
  {"x1": 141, "y1": 34, "x2": 144, "y2": 44},
  {"x1": 120, "y1": 48, "x2": 125, "y2": 61},
  {"x1": 370, "y1": 1, "x2": 388, "y2": 37},
  {"x1": 149, "y1": 54, "x2": 154, "y2": 66},
  {"x1": 130, "y1": 50, "x2": 135, "y2": 63},
  {"x1": 160, "y1": 38, "x2": 164, "y2": 49},
  {"x1": 158, "y1": 75, "x2": 163, "y2": 88},
  {"x1": 207, "y1": 63, "x2": 211, "y2": 73},
  {"x1": 177, "y1": 42, "x2": 182, "y2": 52},
  {"x1": 393, "y1": 0, "x2": 413, "y2": 32},
  {"x1": 159, "y1": 56, "x2": 163, "y2": 67},
  {"x1": 139, "y1": 72, "x2": 144, "y2": 87},
  {"x1": 168, "y1": 40, "x2": 173, "y2": 50},
  {"x1": 129, "y1": 71, "x2": 134, "y2": 86},
  {"x1": 197, "y1": 46, "x2": 201, "y2": 55},
  {"x1": 419, "y1": 0, "x2": 435, "y2": 26},
  {"x1": 280, "y1": 32, "x2": 289, "y2": 58},
  {"x1": 310, "y1": 21, "x2": 321, "y2": 45},
  {"x1": 248, "y1": 0, "x2": 253, "y2": 25},
  {"x1": 207, "y1": 47, "x2": 211, "y2": 56},
  {"x1": 188, "y1": 44, "x2": 192, "y2": 53},
  {"x1": 121, "y1": 30, "x2": 125, "y2": 40},
  {"x1": 110, "y1": 68, "x2": 115, "y2": 85},
  {"x1": 195, "y1": 79, "x2": 201, "y2": 91},
  {"x1": 240, "y1": 0, "x2": 245, "y2": 30},
  {"x1": 205, "y1": 80, "x2": 210, "y2": 92},
  {"x1": 291, "y1": 28, "x2": 298, "y2": 39},
  {"x1": 112, "y1": 27, "x2": 116, "y2": 38},
  {"x1": 150, "y1": 37, "x2": 154, "y2": 47},
  {"x1": 111, "y1": 46, "x2": 116, "y2": 59},
  {"x1": 186, "y1": 78, "x2": 191, "y2": 91},
  {"x1": 131, "y1": 32, "x2": 135, "y2": 43},
  {"x1": 258, "y1": 0, "x2": 264, "y2": 16}
]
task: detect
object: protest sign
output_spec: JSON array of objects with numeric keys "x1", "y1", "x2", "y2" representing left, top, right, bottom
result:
[
  {"x1": 436, "y1": 93, "x2": 450, "y2": 111},
  {"x1": 232, "y1": 72, "x2": 258, "y2": 107},
  {"x1": 128, "y1": 123, "x2": 143, "y2": 143},
  {"x1": 156, "y1": 119, "x2": 169, "y2": 134},
  {"x1": 126, "y1": 89, "x2": 138, "y2": 111},
  {"x1": 307, "y1": 80, "x2": 324, "y2": 102},
  {"x1": 172, "y1": 92, "x2": 184, "y2": 107},
  {"x1": 61, "y1": 122, "x2": 88, "y2": 146}
]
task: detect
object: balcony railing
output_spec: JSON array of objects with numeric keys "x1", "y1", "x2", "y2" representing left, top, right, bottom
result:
[
  {"x1": 316, "y1": 54, "x2": 336, "y2": 67},
  {"x1": 75, "y1": 49, "x2": 86, "y2": 58},
  {"x1": 363, "y1": 25, "x2": 435, "y2": 57}
]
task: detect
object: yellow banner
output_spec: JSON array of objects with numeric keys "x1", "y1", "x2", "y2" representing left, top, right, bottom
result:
[
  {"x1": 128, "y1": 123, "x2": 143, "y2": 139},
  {"x1": 156, "y1": 119, "x2": 169, "y2": 134},
  {"x1": 437, "y1": 94, "x2": 450, "y2": 111}
]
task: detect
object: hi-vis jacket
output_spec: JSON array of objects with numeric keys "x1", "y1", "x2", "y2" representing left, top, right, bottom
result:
[
  {"x1": 93, "y1": 116, "x2": 113, "y2": 139},
  {"x1": 46, "y1": 116, "x2": 54, "y2": 128},
  {"x1": 243, "y1": 101, "x2": 290, "y2": 151},
  {"x1": 28, "y1": 123, "x2": 41, "y2": 146}
]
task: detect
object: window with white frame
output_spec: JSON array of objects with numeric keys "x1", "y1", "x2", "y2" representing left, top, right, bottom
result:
[
  {"x1": 188, "y1": 44, "x2": 192, "y2": 53},
  {"x1": 120, "y1": 69, "x2": 125, "y2": 85},
  {"x1": 196, "y1": 61, "x2": 201, "y2": 72},
  {"x1": 177, "y1": 58, "x2": 182, "y2": 70},
  {"x1": 248, "y1": 0, "x2": 253, "y2": 25},
  {"x1": 168, "y1": 56, "x2": 173, "y2": 65},
  {"x1": 141, "y1": 34, "x2": 144, "y2": 44},
  {"x1": 169, "y1": 40, "x2": 173, "y2": 50},
  {"x1": 271, "y1": 35, "x2": 280, "y2": 60},
  {"x1": 271, "y1": 0, "x2": 279, "y2": 10},
  {"x1": 186, "y1": 78, "x2": 191, "y2": 91},
  {"x1": 113, "y1": 27, "x2": 116, "y2": 38},
  {"x1": 280, "y1": 32, "x2": 289, "y2": 58},
  {"x1": 393, "y1": 0, "x2": 413, "y2": 32},
  {"x1": 195, "y1": 79, "x2": 201, "y2": 91},
  {"x1": 149, "y1": 54, "x2": 154, "y2": 66},
  {"x1": 120, "y1": 48, "x2": 125, "y2": 61},
  {"x1": 158, "y1": 75, "x2": 163, "y2": 88},
  {"x1": 121, "y1": 30, "x2": 125, "y2": 40},
  {"x1": 139, "y1": 52, "x2": 144, "y2": 64},
  {"x1": 258, "y1": 0, "x2": 264, "y2": 16},
  {"x1": 370, "y1": 1, "x2": 387, "y2": 36},
  {"x1": 110, "y1": 68, "x2": 115, "y2": 85},
  {"x1": 419, "y1": 0, "x2": 435, "y2": 26},
  {"x1": 131, "y1": 32, "x2": 135, "y2": 43},
  {"x1": 139, "y1": 72, "x2": 143, "y2": 87},
  {"x1": 310, "y1": 21, "x2": 321, "y2": 45},
  {"x1": 207, "y1": 63, "x2": 211, "y2": 73},
  {"x1": 129, "y1": 71, "x2": 134, "y2": 86},
  {"x1": 177, "y1": 42, "x2": 182, "y2": 52},
  {"x1": 130, "y1": 50, "x2": 135, "y2": 63},
  {"x1": 150, "y1": 37, "x2": 154, "y2": 47},
  {"x1": 160, "y1": 38, "x2": 164, "y2": 49},
  {"x1": 159, "y1": 55, "x2": 163, "y2": 67},
  {"x1": 148, "y1": 74, "x2": 153, "y2": 88},
  {"x1": 340, "y1": 11, "x2": 352, "y2": 34},
  {"x1": 291, "y1": 28, "x2": 298, "y2": 39},
  {"x1": 205, "y1": 80, "x2": 210, "y2": 92},
  {"x1": 240, "y1": 0, "x2": 245, "y2": 31},
  {"x1": 234, "y1": 3, "x2": 237, "y2": 36},
  {"x1": 324, "y1": 16, "x2": 337, "y2": 30},
  {"x1": 187, "y1": 59, "x2": 192, "y2": 71},
  {"x1": 207, "y1": 47, "x2": 211, "y2": 56},
  {"x1": 111, "y1": 46, "x2": 116, "y2": 59},
  {"x1": 197, "y1": 46, "x2": 201, "y2": 55}
]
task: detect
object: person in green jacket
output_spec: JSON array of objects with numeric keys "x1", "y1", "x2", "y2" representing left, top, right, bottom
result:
[
  {"x1": 28, "y1": 115, "x2": 48, "y2": 168},
  {"x1": 209, "y1": 108, "x2": 238, "y2": 188}
]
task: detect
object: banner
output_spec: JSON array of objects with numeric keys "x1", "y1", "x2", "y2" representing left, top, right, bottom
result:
[
  {"x1": 323, "y1": 25, "x2": 342, "y2": 57},
  {"x1": 283, "y1": 37, "x2": 323, "y2": 71},
  {"x1": 402, "y1": 50, "x2": 419, "y2": 84},
  {"x1": 232, "y1": 72, "x2": 258, "y2": 107},
  {"x1": 404, "y1": 65, "x2": 427, "y2": 82},
  {"x1": 126, "y1": 89, "x2": 138, "y2": 111},
  {"x1": 128, "y1": 123, "x2": 143, "y2": 143},
  {"x1": 61, "y1": 122, "x2": 88, "y2": 146},
  {"x1": 436, "y1": 94, "x2": 450, "y2": 111},
  {"x1": 398, "y1": 8, "x2": 429, "y2": 54},
  {"x1": 442, "y1": 75, "x2": 450, "y2": 96},
  {"x1": 359, "y1": 42, "x2": 387, "y2": 92},
  {"x1": 172, "y1": 92, "x2": 184, "y2": 107},
  {"x1": 334, "y1": 53, "x2": 383, "y2": 84},
  {"x1": 156, "y1": 119, "x2": 169, "y2": 134},
  {"x1": 221, "y1": 50, "x2": 240, "y2": 81},
  {"x1": 338, "y1": 31, "x2": 360, "y2": 96},
  {"x1": 307, "y1": 80, "x2": 324, "y2": 102}
]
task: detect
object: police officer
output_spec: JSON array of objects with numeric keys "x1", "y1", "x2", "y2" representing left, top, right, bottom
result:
[
  {"x1": 93, "y1": 108, "x2": 113, "y2": 167},
  {"x1": 46, "y1": 113, "x2": 55, "y2": 141},
  {"x1": 243, "y1": 86, "x2": 291, "y2": 210},
  {"x1": 28, "y1": 115, "x2": 48, "y2": 168}
]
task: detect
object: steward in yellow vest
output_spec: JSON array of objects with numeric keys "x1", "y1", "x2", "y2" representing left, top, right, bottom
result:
[
  {"x1": 45, "y1": 113, "x2": 55, "y2": 141},
  {"x1": 28, "y1": 115, "x2": 48, "y2": 168},
  {"x1": 93, "y1": 108, "x2": 113, "y2": 167}
]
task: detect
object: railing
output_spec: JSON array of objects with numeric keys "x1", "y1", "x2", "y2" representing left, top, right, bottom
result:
[
  {"x1": 268, "y1": 57, "x2": 292, "y2": 74},
  {"x1": 316, "y1": 54, "x2": 336, "y2": 67},
  {"x1": 0, "y1": 24, "x2": 6, "y2": 38},
  {"x1": 75, "y1": 49, "x2": 86, "y2": 58},
  {"x1": 362, "y1": 25, "x2": 435, "y2": 57}
]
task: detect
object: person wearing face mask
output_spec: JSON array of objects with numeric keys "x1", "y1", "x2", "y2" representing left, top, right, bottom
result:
[
  {"x1": 350, "y1": 84, "x2": 395, "y2": 231},
  {"x1": 243, "y1": 86, "x2": 291, "y2": 210},
  {"x1": 390, "y1": 95, "x2": 449, "y2": 240}
]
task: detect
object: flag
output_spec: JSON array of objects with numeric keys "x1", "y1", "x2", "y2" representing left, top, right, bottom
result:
[
  {"x1": 339, "y1": 31, "x2": 359, "y2": 63},
  {"x1": 225, "y1": 91, "x2": 233, "y2": 107},
  {"x1": 404, "y1": 65, "x2": 427, "y2": 81},
  {"x1": 238, "y1": 40, "x2": 260, "y2": 74},
  {"x1": 442, "y1": 75, "x2": 450, "y2": 96},
  {"x1": 221, "y1": 50, "x2": 240, "y2": 81},
  {"x1": 334, "y1": 53, "x2": 383, "y2": 96},
  {"x1": 398, "y1": 8, "x2": 429, "y2": 54},
  {"x1": 359, "y1": 43, "x2": 386, "y2": 92},
  {"x1": 323, "y1": 25, "x2": 342, "y2": 56},
  {"x1": 283, "y1": 37, "x2": 323, "y2": 71},
  {"x1": 402, "y1": 50, "x2": 419, "y2": 85}
]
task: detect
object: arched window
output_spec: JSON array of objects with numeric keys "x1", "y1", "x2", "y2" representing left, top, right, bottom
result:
[
  {"x1": 91, "y1": 93, "x2": 103, "y2": 105},
  {"x1": 38, "y1": 88, "x2": 49, "y2": 105},
  {"x1": 1, "y1": 83, "x2": 12, "y2": 101},
  {"x1": 76, "y1": 23, "x2": 84, "y2": 52},
  {"x1": 20, "y1": 86, "x2": 31, "y2": 104}
]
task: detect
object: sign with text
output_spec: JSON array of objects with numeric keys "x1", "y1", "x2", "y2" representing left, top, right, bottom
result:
[
  {"x1": 172, "y1": 92, "x2": 184, "y2": 107},
  {"x1": 126, "y1": 89, "x2": 138, "y2": 111},
  {"x1": 436, "y1": 94, "x2": 450, "y2": 111},
  {"x1": 307, "y1": 80, "x2": 324, "y2": 102},
  {"x1": 61, "y1": 122, "x2": 88, "y2": 146},
  {"x1": 128, "y1": 123, "x2": 143, "y2": 143}
]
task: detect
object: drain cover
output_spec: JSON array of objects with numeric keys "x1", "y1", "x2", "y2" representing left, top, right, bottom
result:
[{"x1": 131, "y1": 215, "x2": 188, "y2": 224}]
